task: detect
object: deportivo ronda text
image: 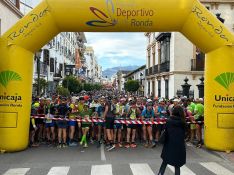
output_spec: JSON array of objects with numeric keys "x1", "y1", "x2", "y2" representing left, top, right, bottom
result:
[{"x1": 117, "y1": 8, "x2": 154, "y2": 27}]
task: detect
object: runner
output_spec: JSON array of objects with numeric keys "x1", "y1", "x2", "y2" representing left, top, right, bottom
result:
[
  {"x1": 114, "y1": 98, "x2": 125, "y2": 148},
  {"x1": 79, "y1": 103, "x2": 93, "y2": 148},
  {"x1": 57, "y1": 97, "x2": 70, "y2": 148},
  {"x1": 95, "y1": 97, "x2": 106, "y2": 148},
  {"x1": 125, "y1": 100, "x2": 141, "y2": 148},
  {"x1": 68, "y1": 102, "x2": 78, "y2": 146},
  {"x1": 155, "y1": 99, "x2": 168, "y2": 146},
  {"x1": 104, "y1": 96, "x2": 116, "y2": 151},
  {"x1": 194, "y1": 98, "x2": 204, "y2": 148},
  {"x1": 141, "y1": 101, "x2": 155, "y2": 148},
  {"x1": 45, "y1": 98, "x2": 56, "y2": 146}
]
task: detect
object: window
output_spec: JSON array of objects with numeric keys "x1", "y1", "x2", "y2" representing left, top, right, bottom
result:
[
  {"x1": 160, "y1": 37, "x2": 170, "y2": 63},
  {"x1": 147, "y1": 50, "x2": 151, "y2": 68},
  {"x1": 156, "y1": 33, "x2": 171, "y2": 64},
  {"x1": 152, "y1": 46, "x2": 156, "y2": 66},
  {"x1": 158, "y1": 80, "x2": 161, "y2": 97},
  {"x1": 165, "y1": 79, "x2": 169, "y2": 99},
  {"x1": 50, "y1": 58, "x2": 54, "y2": 72},
  {"x1": 43, "y1": 49, "x2": 49, "y2": 65},
  {"x1": 59, "y1": 63, "x2": 63, "y2": 73},
  {"x1": 148, "y1": 81, "x2": 150, "y2": 96}
]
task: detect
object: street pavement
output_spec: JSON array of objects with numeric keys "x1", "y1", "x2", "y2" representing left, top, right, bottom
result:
[{"x1": 0, "y1": 142, "x2": 234, "y2": 175}]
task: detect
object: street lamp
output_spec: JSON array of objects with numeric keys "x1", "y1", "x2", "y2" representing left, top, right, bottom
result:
[{"x1": 35, "y1": 49, "x2": 42, "y2": 96}]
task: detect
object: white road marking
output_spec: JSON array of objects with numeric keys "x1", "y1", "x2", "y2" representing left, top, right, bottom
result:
[
  {"x1": 130, "y1": 163, "x2": 154, "y2": 175},
  {"x1": 3, "y1": 168, "x2": 30, "y2": 175},
  {"x1": 200, "y1": 162, "x2": 234, "y2": 175},
  {"x1": 168, "y1": 165, "x2": 196, "y2": 175},
  {"x1": 91, "y1": 164, "x2": 112, "y2": 175},
  {"x1": 101, "y1": 143, "x2": 106, "y2": 161},
  {"x1": 47, "y1": 167, "x2": 70, "y2": 175}
]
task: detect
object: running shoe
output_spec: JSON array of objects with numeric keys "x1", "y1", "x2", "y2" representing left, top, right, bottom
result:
[
  {"x1": 96, "y1": 141, "x2": 101, "y2": 148},
  {"x1": 144, "y1": 143, "x2": 149, "y2": 148},
  {"x1": 125, "y1": 144, "x2": 130, "y2": 148},
  {"x1": 69, "y1": 142, "x2": 77, "y2": 147},
  {"x1": 151, "y1": 142, "x2": 156, "y2": 148},
  {"x1": 57, "y1": 143, "x2": 62, "y2": 148},
  {"x1": 118, "y1": 143, "x2": 123, "y2": 148},
  {"x1": 62, "y1": 143, "x2": 68, "y2": 148},
  {"x1": 196, "y1": 141, "x2": 203, "y2": 148},
  {"x1": 90, "y1": 139, "x2": 94, "y2": 144},
  {"x1": 107, "y1": 144, "x2": 115, "y2": 151},
  {"x1": 130, "y1": 143, "x2": 137, "y2": 148},
  {"x1": 106, "y1": 144, "x2": 111, "y2": 150},
  {"x1": 80, "y1": 141, "x2": 83, "y2": 146},
  {"x1": 83, "y1": 143, "x2": 88, "y2": 148}
]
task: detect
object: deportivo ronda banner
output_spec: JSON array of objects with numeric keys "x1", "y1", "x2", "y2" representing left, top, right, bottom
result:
[{"x1": 0, "y1": 0, "x2": 234, "y2": 152}]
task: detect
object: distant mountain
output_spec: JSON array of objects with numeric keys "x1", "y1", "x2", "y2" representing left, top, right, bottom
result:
[{"x1": 103, "y1": 65, "x2": 139, "y2": 78}]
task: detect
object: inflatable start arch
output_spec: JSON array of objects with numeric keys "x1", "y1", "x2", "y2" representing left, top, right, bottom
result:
[{"x1": 0, "y1": 0, "x2": 234, "y2": 152}]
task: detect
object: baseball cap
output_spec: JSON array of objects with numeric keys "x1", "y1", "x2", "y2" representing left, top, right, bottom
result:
[
  {"x1": 147, "y1": 99, "x2": 152, "y2": 102},
  {"x1": 173, "y1": 98, "x2": 180, "y2": 102}
]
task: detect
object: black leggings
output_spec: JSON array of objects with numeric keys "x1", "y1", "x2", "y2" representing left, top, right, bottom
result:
[{"x1": 158, "y1": 161, "x2": 180, "y2": 175}]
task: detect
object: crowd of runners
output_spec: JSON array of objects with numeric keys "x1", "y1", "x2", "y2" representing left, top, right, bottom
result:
[{"x1": 30, "y1": 91, "x2": 204, "y2": 151}]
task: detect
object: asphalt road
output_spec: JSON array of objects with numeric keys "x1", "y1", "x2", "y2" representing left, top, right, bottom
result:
[{"x1": 0, "y1": 142, "x2": 234, "y2": 175}]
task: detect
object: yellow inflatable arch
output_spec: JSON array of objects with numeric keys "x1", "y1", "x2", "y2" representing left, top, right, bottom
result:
[{"x1": 0, "y1": 0, "x2": 234, "y2": 152}]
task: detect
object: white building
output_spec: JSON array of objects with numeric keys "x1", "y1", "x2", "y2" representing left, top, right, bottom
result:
[
  {"x1": 18, "y1": 0, "x2": 87, "y2": 96},
  {"x1": 84, "y1": 46, "x2": 102, "y2": 83},
  {"x1": 117, "y1": 70, "x2": 131, "y2": 92},
  {"x1": 144, "y1": 0, "x2": 234, "y2": 99},
  {"x1": 124, "y1": 65, "x2": 146, "y2": 96},
  {"x1": 0, "y1": 0, "x2": 23, "y2": 35},
  {"x1": 32, "y1": 32, "x2": 86, "y2": 95}
]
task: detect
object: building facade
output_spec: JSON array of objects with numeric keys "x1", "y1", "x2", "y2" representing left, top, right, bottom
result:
[
  {"x1": 84, "y1": 46, "x2": 102, "y2": 83},
  {"x1": 0, "y1": 0, "x2": 23, "y2": 35},
  {"x1": 32, "y1": 32, "x2": 87, "y2": 96},
  {"x1": 144, "y1": 0, "x2": 234, "y2": 99},
  {"x1": 124, "y1": 65, "x2": 146, "y2": 96},
  {"x1": 117, "y1": 70, "x2": 131, "y2": 92}
]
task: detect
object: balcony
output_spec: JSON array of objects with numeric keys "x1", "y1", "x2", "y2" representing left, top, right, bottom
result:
[
  {"x1": 160, "y1": 61, "x2": 170, "y2": 72},
  {"x1": 53, "y1": 72, "x2": 62, "y2": 80},
  {"x1": 149, "y1": 67, "x2": 153, "y2": 75},
  {"x1": 153, "y1": 65, "x2": 159, "y2": 74},
  {"x1": 191, "y1": 59, "x2": 204, "y2": 71}
]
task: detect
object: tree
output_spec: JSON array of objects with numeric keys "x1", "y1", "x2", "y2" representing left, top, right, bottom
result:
[
  {"x1": 83, "y1": 83, "x2": 93, "y2": 91},
  {"x1": 33, "y1": 78, "x2": 48, "y2": 95},
  {"x1": 124, "y1": 80, "x2": 140, "y2": 92},
  {"x1": 83, "y1": 83, "x2": 103, "y2": 91},
  {"x1": 62, "y1": 76, "x2": 82, "y2": 93},
  {"x1": 56, "y1": 86, "x2": 70, "y2": 97}
]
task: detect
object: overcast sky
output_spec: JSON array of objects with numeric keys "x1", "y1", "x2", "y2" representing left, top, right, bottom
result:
[
  {"x1": 85, "y1": 33, "x2": 146, "y2": 70},
  {"x1": 20, "y1": 1, "x2": 146, "y2": 70}
]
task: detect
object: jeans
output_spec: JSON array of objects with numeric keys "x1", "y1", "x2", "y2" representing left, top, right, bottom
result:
[{"x1": 158, "y1": 161, "x2": 180, "y2": 175}]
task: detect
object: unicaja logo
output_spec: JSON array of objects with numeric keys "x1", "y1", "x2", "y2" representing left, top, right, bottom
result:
[
  {"x1": 86, "y1": 0, "x2": 117, "y2": 27},
  {"x1": 215, "y1": 72, "x2": 234, "y2": 90},
  {"x1": 0, "y1": 70, "x2": 22, "y2": 88}
]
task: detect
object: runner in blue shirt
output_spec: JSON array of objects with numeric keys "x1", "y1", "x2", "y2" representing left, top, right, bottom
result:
[{"x1": 141, "y1": 102, "x2": 155, "y2": 148}]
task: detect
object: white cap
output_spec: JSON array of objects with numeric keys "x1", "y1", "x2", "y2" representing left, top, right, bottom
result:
[
  {"x1": 173, "y1": 98, "x2": 180, "y2": 102},
  {"x1": 147, "y1": 99, "x2": 152, "y2": 102},
  {"x1": 159, "y1": 98, "x2": 164, "y2": 103}
]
